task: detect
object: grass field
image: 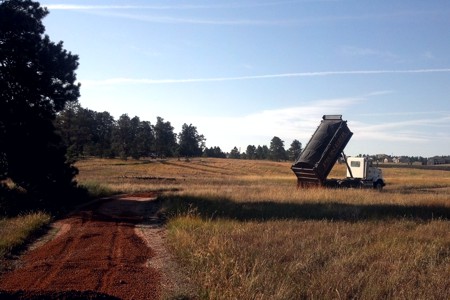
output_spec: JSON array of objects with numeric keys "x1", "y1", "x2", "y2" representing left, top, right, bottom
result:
[{"x1": 75, "y1": 157, "x2": 450, "y2": 299}]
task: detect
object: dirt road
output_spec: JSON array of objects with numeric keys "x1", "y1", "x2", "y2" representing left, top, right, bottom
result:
[{"x1": 0, "y1": 194, "x2": 174, "y2": 299}]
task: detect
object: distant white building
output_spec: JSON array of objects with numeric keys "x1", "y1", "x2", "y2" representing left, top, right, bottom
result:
[{"x1": 393, "y1": 156, "x2": 409, "y2": 163}]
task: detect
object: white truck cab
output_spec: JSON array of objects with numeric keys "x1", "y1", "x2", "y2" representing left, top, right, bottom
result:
[{"x1": 346, "y1": 157, "x2": 385, "y2": 190}]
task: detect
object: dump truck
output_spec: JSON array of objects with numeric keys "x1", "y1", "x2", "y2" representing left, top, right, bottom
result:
[{"x1": 291, "y1": 115, "x2": 385, "y2": 190}]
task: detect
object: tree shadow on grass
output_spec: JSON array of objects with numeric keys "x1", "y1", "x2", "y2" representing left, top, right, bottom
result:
[{"x1": 160, "y1": 195, "x2": 450, "y2": 222}]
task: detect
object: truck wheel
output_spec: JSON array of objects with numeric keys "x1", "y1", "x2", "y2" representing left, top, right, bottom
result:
[
  {"x1": 374, "y1": 181, "x2": 383, "y2": 191},
  {"x1": 339, "y1": 181, "x2": 349, "y2": 189}
]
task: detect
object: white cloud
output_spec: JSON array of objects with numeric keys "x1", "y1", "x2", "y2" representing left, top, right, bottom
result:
[
  {"x1": 191, "y1": 99, "x2": 450, "y2": 153},
  {"x1": 80, "y1": 68, "x2": 450, "y2": 87},
  {"x1": 192, "y1": 97, "x2": 365, "y2": 150},
  {"x1": 350, "y1": 114, "x2": 450, "y2": 143}
]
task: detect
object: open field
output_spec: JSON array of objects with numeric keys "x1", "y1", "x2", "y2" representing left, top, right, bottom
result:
[{"x1": 75, "y1": 157, "x2": 450, "y2": 299}]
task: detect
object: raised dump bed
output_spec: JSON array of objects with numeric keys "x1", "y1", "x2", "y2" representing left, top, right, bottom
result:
[{"x1": 291, "y1": 115, "x2": 353, "y2": 187}]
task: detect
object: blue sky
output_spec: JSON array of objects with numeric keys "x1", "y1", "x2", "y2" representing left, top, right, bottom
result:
[{"x1": 42, "y1": 0, "x2": 450, "y2": 157}]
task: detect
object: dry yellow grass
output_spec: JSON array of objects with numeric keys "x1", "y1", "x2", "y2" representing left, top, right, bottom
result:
[
  {"x1": 0, "y1": 212, "x2": 51, "y2": 258},
  {"x1": 168, "y1": 217, "x2": 449, "y2": 299},
  {"x1": 76, "y1": 157, "x2": 450, "y2": 299}
]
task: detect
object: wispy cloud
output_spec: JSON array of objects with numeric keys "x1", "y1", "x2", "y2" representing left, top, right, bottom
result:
[
  {"x1": 363, "y1": 90, "x2": 394, "y2": 97},
  {"x1": 43, "y1": 1, "x2": 304, "y2": 26},
  {"x1": 45, "y1": 3, "x2": 445, "y2": 26},
  {"x1": 340, "y1": 46, "x2": 397, "y2": 60},
  {"x1": 350, "y1": 114, "x2": 450, "y2": 143},
  {"x1": 43, "y1": 0, "x2": 447, "y2": 27},
  {"x1": 81, "y1": 68, "x2": 450, "y2": 87},
  {"x1": 87, "y1": 11, "x2": 292, "y2": 26},
  {"x1": 44, "y1": 1, "x2": 333, "y2": 11},
  {"x1": 356, "y1": 110, "x2": 450, "y2": 117},
  {"x1": 45, "y1": 5, "x2": 142, "y2": 10}
]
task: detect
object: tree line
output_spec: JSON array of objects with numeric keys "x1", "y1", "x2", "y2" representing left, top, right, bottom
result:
[
  {"x1": 55, "y1": 103, "x2": 216, "y2": 160},
  {"x1": 55, "y1": 103, "x2": 302, "y2": 162},
  {"x1": 229, "y1": 139, "x2": 302, "y2": 162}
]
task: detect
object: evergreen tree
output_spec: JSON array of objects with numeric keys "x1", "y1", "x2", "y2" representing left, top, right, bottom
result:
[
  {"x1": 129, "y1": 116, "x2": 141, "y2": 159},
  {"x1": 255, "y1": 145, "x2": 269, "y2": 160},
  {"x1": 203, "y1": 146, "x2": 226, "y2": 158},
  {"x1": 71, "y1": 107, "x2": 96, "y2": 156},
  {"x1": 269, "y1": 136, "x2": 287, "y2": 161},
  {"x1": 134, "y1": 121, "x2": 154, "y2": 158},
  {"x1": 56, "y1": 105, "x2": 115, "y2": 158},
  {"x1": 0, "y1": 0, "x2": 80, "y2": 207},
  {"x1": 229, "y1": 147, "x2": 241, "y2": 159},
  {"x1": 92, "y1": 111, "x2": 115, "y2": 158},
  {"x1": 154, "y1": 117, "x2": 177, "y2": 157},
  {"x1": 245, "y1": 145, "x2": 256, "y2": 160},
  {"x1": 112, "y1": 114, "x2": 133, "y2": 159},
  {"x1": 178, "y1": 123, "x2": 205, "y2": 157},
  {"x1": 288, "y1": 139, "x2": 302, "y2": 161},
  {"x1": 55, "y1": 102, "x2": 80, "y2": 159}
]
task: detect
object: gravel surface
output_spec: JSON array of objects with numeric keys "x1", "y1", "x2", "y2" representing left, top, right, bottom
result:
[{"x1": 0, "y1": 194, "x2": 170, "y2": 299}]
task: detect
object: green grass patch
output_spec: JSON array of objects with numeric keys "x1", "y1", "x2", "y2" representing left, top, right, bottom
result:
[
  {"x1": 0, "y1": 212, "x2": 51, "y2": 258},
  {"x1": 79, "y1": 181, "x2": 116, "y2": 199}
]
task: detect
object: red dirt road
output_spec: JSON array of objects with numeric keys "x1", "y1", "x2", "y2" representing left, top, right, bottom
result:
[{"x1": 0, "y1": 195, "x2": 163, "y2": 299}]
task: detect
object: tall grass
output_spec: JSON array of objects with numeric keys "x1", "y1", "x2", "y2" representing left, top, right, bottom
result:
[
  {"x1": 0, "y1": 212, "x2": 51, "y2": 258},
  {"x1": 76, "y1": 158, "x2": 450, "y2": 299},
  {"x1": 168, "y1": 217, "x2": 449, "y2": 299}
]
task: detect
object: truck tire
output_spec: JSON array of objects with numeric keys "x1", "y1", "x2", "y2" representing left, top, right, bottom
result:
[
  {"x1": 339, "y1": 181, "x2": 349, "y2": 189},
  {"x1": 374, "y1": 181, "x2": 383, "y2": 191}
]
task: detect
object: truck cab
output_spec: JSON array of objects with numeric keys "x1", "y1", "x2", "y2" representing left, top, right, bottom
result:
[{"x1": 346, "y1": 157, "x2": 385, "y2": 190}]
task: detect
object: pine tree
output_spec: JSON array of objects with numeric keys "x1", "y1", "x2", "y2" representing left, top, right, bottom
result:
[{"x1": 0, "y1": 0, "x2": 81, "y2": 207}]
